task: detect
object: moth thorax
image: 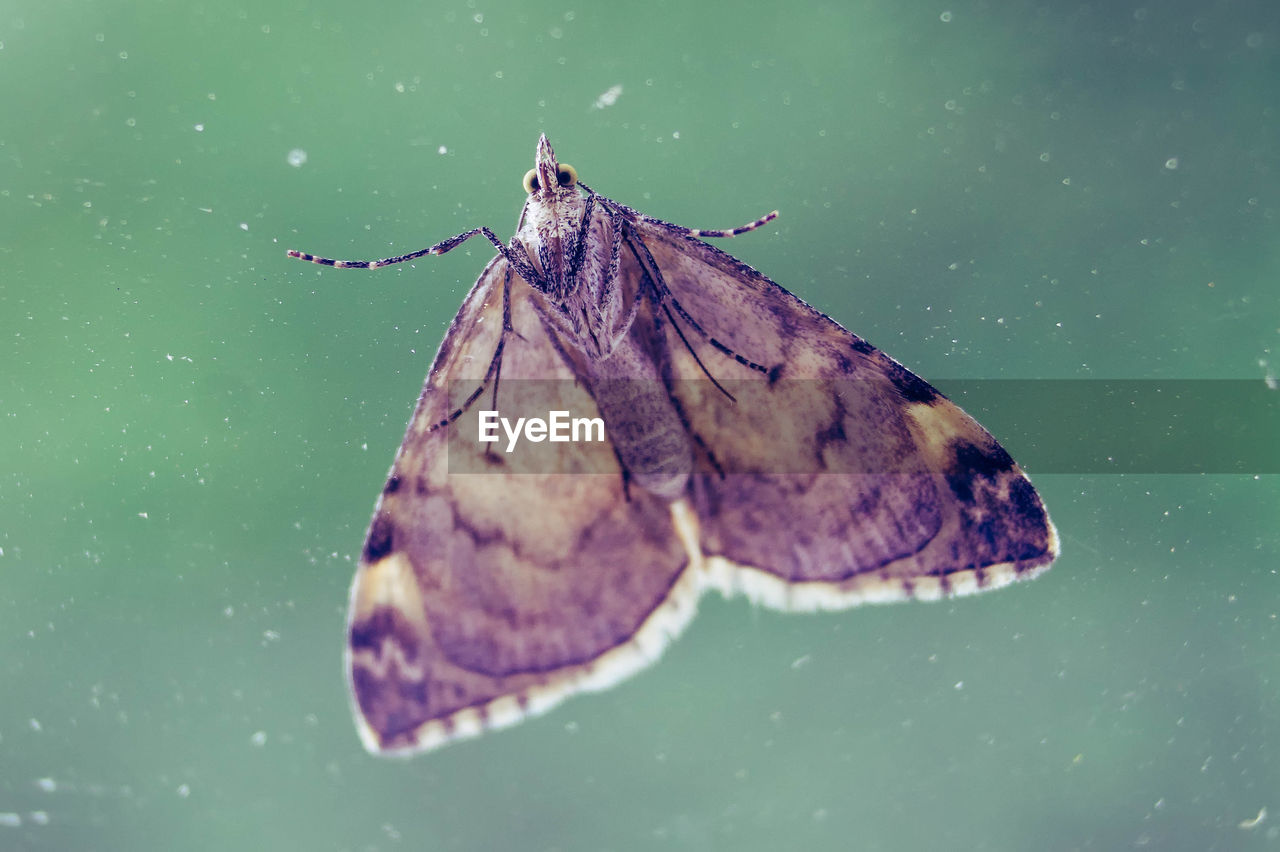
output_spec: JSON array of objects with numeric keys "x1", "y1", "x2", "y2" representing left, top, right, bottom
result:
[{"x1": 519, "y1": 204, "x2": 587, "y2": 300}]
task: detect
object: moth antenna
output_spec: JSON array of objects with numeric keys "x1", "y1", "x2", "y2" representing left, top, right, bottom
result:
[
  {"x1": 286, "y1": 226, "x2": 510, "y2": 269},
  {"x1": 594, "y1": 193, "x2": 778, "y2": 240},
  {"x1": 682, "y1": 210, "x2": 779, "y2": 239}
]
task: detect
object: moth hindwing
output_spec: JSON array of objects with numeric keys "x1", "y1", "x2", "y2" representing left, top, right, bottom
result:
[{"x1": 287, "y1": 134, "x2": 1058, "y2": 756}]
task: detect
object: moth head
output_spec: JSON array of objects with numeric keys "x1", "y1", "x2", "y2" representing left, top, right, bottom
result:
[{"x1": 524, "y1": 134, "x2": 578, "y2": 195}]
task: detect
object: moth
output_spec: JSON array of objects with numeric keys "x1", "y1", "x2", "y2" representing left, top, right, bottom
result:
[{"x1": 288, "y1": 135, "x2": 1058, "y2": 756}]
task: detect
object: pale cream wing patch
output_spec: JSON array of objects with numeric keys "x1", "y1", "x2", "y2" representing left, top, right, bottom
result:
[
  {"x1": 628, "y1": 221, "x2": 1058, "y2": 612},
  {"x1": 346, "y1": 257, "x2": 702, "y2": 756}
]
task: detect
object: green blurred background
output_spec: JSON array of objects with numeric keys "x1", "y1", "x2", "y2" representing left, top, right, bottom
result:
[{"x1": 2, "y1": 1, "x2": 1278, "y2": 849}]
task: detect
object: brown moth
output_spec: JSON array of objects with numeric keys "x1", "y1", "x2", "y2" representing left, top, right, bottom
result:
[{"x1": 288, "y1": 135, "x2": 1058, "y2": 756}]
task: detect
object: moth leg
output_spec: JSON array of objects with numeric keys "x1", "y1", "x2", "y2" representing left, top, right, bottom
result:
[
  {"x1": 653, "y1": 359, "x2": 727, "y2": 479},
  {"x1": 429, "y1": 227, "x2": 509, "y2": 257},
  {"x1": 659, "y1": 302, "x2": 736, "y2": 402},
  {"x1": 565, "y1": 191, "x2": 598, "y2": 286},
  {"x1": 428, "y1": 269, "x2": 515, "y2": 433},
  {"x1": 480, "y1": 271, "x2": 519, "y2": 459},
  {"x1": 613, "y1": 451, "x2": 635, "y2": 502},
  {"x1": 535, "y1": 313, "x2": 585, "y2": 378},
  {"x1": 622, "y1": 223, "x2": 772, "y2": 380},
  {"x1": 503, "y1": 237, "x2": 549, "y2": 295},
  {"x1": 612, "y1": 226, "x2": 735, "y2": 401},
  {"x1": 428, "y1": 379, "x2": 492, "y2": 432},
  {"x1": 286, "y1": 226, "x2": 510, "y2": 269},
  {"x1": 596, "y1": 204, "x2": 634, "y2": 348},
  {"x1": 689, "y1": 426, "x2": 726, "y2": 478}
]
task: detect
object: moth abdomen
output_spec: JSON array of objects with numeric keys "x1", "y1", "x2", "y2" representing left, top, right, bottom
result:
[{"x1": 593, "y1": 379, "x2": 692, "y2": 501}]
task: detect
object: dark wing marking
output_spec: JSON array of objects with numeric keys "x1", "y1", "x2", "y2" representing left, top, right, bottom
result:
[{"x1": 346, "y1": 255, "x2": 699, "y2": 755}]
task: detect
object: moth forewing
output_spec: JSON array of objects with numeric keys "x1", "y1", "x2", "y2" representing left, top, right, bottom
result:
[{"x1": 289, "y1": 133, "x2": 1057, "y2": 757}]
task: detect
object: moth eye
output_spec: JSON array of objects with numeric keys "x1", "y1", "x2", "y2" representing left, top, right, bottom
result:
[
  {"x1": 522, "y1": 169, "x2": 539, "y2": 194},
  {"x1": 556, "y1": 164, "x2": 578, "y2": 187}
]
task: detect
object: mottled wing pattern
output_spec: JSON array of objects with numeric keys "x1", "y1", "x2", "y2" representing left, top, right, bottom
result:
[
  {"x1": 624, "y1": 215, "x2": 1058, "y2": 610},
  {"x1": 346, "y1": 256, "x2": 698, "y2": 755}
]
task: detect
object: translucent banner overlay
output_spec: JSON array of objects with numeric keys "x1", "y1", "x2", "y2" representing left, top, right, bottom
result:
[{"x1": 441, "y1": 380, "x2": 1280, "y2": 475}]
